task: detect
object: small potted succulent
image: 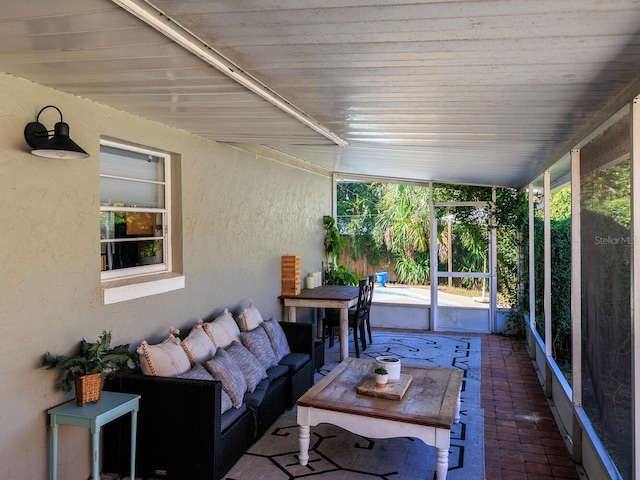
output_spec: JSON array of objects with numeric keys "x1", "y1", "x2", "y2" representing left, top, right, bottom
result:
[
  {"x1": 42, "y1": 330, "x2": 138, "y2": 406},
  {"x1": 374, "y1": 366, "x2": 389, "y2": 388}
]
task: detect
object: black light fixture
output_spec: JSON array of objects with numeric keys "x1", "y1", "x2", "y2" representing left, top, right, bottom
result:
[{"x1": 24, "y1": 105, "x2": 90, "y2": 159}]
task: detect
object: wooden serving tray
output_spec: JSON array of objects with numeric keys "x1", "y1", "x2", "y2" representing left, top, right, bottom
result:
[{"x1": 356, "y1": 373, "x2": 413, "y2": 400}]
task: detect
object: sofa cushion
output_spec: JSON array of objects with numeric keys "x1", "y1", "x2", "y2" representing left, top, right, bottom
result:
[
  {"x1": 266, "y1": 365, "x2": 289, "y2": 382},
  {"x1": 225, "y1": 341, "x2": 268, "y2": 393},
  {"x1": 237, "y1": 301, "x2": 264, "y2": 332},
  {"x1": 220, "y1": 403, "x2": 247, "y2": 432},
  {"x1": 243, "y1": 378, "x2": 270, "y2": 408},
  {"x1": 181, "y1": 320, "x2": 216, "y2": 365},
  {"x1": 205, "y1": 348, "x2": 247, "y2": 409},
  {"x1": 137, "y1": 329, "x2": 191, "y2": 377},
  {"x1": 203, "y1": 308, "x2": 241, "y2": 349},
  {"x1": 241, "y1": 326, "x2": 279, "y2": 369},
  {"x1": 175, "y1": 363, "x2": 233, "y2": 414},
  {"x1": 261, "y1": 317, "x2": 291, "y2": 361},
  {"x1": 279, "y1": 352, "x2": 311, "y2": 372}
]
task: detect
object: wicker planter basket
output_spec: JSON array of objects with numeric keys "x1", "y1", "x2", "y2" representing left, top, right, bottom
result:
[{"x1": 74, "y1": 373, "x2": 103, "y2": 407}]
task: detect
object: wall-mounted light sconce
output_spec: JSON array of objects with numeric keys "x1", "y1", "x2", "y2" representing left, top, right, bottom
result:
[{"x1": 24, "y1": 105, "x2": 90, "y2": 159}]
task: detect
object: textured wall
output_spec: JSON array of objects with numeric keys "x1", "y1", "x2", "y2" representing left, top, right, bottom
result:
[{"x1": 0, "y1": 73, "x2": 330, "y2": 479}]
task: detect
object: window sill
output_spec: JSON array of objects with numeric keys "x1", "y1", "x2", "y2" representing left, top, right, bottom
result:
[{"x1": 101, "y1": 273, "x2": 185, "y2": 305}]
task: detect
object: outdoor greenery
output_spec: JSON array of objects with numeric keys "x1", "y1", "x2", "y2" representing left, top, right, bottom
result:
[
  {"x1": 580, "y1": 159, "x2": 631, "y2": 479},
  {"x1": 373, "y1": 184, "x2": 431, "y2": 284},
  {"x1": 333, "y1": 182, "x2": 574, "y2": 368},
  {"x1": 527, "y1": 187, "x2": 572, "y2": 369},
  {"x1": 323, "y1": 215, "x2": 359, "y2": 286},
  {"x1": 336, "y1": 182, "x2": 527, "y2": 309}
]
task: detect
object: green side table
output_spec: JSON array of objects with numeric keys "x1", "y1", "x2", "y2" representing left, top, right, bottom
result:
[{"x1": 48, "y1": 391, "x2": 140, "y2": 480}]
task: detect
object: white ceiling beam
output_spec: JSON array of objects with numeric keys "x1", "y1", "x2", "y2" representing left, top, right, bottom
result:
[{"x1": 111, "y1": 0, "x2": 348, "y2": 147}]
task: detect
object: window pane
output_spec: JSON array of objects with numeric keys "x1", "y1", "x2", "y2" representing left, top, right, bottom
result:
[
  {"x1": 100, "y1": 177, "x2": 162, "y2": 208},
  {"x1": 100, "y1": 145, "x2": 165, "y2": 182},
  {"x1": 100, "y1": 211, "x2": 161, "y2": 240},
  {"x1": 99, "y1": 141, "x2": 169, "y2": 279},
  {"x1": 101, "y1": 239, "x2": 163, "y2": 271}
]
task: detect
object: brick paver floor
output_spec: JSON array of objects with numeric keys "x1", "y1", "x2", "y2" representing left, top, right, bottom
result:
[{"x1": 482, "y1": 334, "x2": 583, "y2": 479}]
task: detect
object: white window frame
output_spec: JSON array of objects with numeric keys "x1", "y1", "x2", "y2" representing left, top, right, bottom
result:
[{"x1": 100, "y1": 139, "x2": 171, "y2": 281}]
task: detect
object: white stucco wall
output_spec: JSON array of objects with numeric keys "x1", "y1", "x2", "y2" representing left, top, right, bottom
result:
[{"x1": 0, "y1": 73, "x2": 330, "y2": 479}]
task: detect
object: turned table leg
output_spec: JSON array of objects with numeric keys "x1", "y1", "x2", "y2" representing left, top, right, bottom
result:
[
  {"x1": 298, "y1": 425, "x2": 310, "y2": 466},
  {"x1": 435, "y1": 447, "x2": 449, "y2": 479}
]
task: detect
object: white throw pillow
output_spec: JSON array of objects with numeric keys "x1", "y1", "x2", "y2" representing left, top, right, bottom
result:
[
  {"x1": 137, "y1": 328, "x2": 191, "y2": 377},
  {"x1": 203, "y1": 308, "x2": 241, "y2": 349},
  {"x1": 181, "y1": 320, "x2": 217, "y2": 365},
  {"x1": 237, "y1": 301, "x2": 264, "y2": 332}
]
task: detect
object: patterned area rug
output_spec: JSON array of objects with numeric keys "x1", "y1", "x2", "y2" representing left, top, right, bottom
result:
[{"x1": 224, "y1": 332, "x2": 484, "y2": 480}]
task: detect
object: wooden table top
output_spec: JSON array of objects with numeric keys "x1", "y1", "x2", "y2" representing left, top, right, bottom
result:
[
  {"x1": 297, "y1": 358, "x2": 463, "y2": 429},
  {"x1": 281, "y1": 284, "x2": 360, "y2": 301}
]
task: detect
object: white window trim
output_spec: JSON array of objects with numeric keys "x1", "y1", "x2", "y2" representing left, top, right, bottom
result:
[
  {"x1": 102, "y1": 273, "x2": 185, "y2": 305},
  {"x1": 100, "y1": 139, "x2": 183, "y2": 303}
]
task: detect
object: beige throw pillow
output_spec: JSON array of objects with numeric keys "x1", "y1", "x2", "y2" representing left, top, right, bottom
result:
[
  {"x1": 181, "y1": 320, "x2": 217, "y2": 365},
  {"x1": 237, "y1": 301, "x2": 264, "y2": 332},
  {"x1": 203, "y1": 308, "x2": 241, "y2": 349},
  {"x1": 137, "y1": 329, "x2": 191, "y2": 377}
]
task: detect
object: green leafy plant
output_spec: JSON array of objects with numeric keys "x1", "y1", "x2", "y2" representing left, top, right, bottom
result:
[
  {"x1": 323, "y1": 215, "x2": 346, "y2": 259},
  {"x1": 324, "y1": 262, "x2": 359, "y2": 286},
  {"x1": 323, "y1": 215, "x2": 359, "y2": 286},
  {"x1": 140, "y1": 241, "x2": 161, "y2": 258},
  {"x1": 374, "y1": 366, "x2": 388, "y2": 375},
  {"x1": 42, "y1": 330, "x2": 138, "y2": 393}
]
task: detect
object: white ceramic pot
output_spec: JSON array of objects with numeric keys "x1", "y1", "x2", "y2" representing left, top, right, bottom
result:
[
  {"x1": 374, "y1": 373, "x2": 389, "y2": 388},
  {"x1": 375, "y1": 356, "x2": 401, "y2": 383}
]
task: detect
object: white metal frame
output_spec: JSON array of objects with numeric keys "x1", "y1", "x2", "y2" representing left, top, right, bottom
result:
[
  {"x1": 429, "y1": 184, "x2": 496, "y2": 332},
  {"x1": 631, "y1": 95, "x2": 640, "y2": 480}
]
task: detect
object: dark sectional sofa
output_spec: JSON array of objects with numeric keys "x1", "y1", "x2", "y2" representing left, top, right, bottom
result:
[{"x1": 103, "y1": 321, "x2": 316, "y2": 480}]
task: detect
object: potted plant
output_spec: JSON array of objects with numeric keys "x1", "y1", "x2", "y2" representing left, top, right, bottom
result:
[
  {"x1": 323, "y1": 215, "x2": 358, "y2": 286},
  {"x1": 374, "y1": 366, "x2": 389, "y2": 388},
  {"x1": 42, "y1": 330, "x2": 138, "y2": 406},
  {"x1": 139, "y1": 241, "x2": 161, "y2": 265}
]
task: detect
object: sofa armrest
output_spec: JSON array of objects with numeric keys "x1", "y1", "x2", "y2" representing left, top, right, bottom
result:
[
  {"x1": 279, "y1": 321, "x2": 314, "y2": 356},
  {"x1": 104, "y1": 373, "x2": 222, "y2": 480}
]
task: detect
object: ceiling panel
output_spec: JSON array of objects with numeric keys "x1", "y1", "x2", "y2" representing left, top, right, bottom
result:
[{"x1": 2, "y1": 0, "x2": 640, "y2": 188}]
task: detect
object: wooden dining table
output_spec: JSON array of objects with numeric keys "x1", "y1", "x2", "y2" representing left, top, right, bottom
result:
[{"x1": 282, "y1": 285, "x2": 360, "y2": 361}]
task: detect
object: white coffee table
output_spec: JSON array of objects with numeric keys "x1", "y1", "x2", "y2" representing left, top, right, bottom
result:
[{"x1": 297, "y1": 358, "x2": 463, "y2": 480}]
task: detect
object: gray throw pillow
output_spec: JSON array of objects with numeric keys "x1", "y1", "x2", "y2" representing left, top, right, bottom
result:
[
  {"x1": 220, "y1": 389, "x2": 233, "y2": 414},
  {"x1": 241, "y1": 326, "x2": 279, "y2": 369},
  {"x1": 176, "y1": 364, "x2": 233, "y2": 413},
  {"x1": 261, "y1": 318, "x2": 291, "y2": 361},
  {"x1": 225, "y1": 341, "x2": 268, "y2": 393},
  {"x1": 205, "y1": 348, "x2": 247, "y2": 408}
]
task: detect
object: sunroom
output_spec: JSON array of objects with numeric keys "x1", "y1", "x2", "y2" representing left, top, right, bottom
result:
[{"x1": 1, "y1": 1, "x2": 640, "y2": 479}]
